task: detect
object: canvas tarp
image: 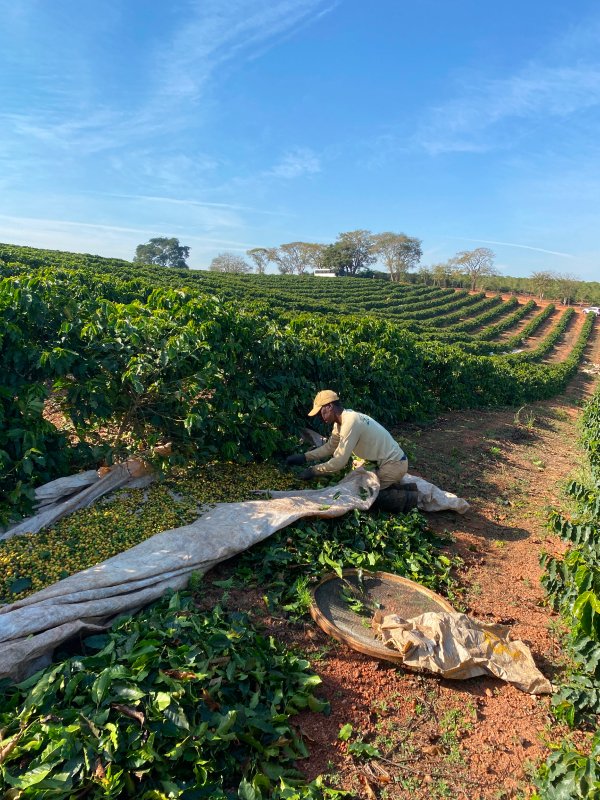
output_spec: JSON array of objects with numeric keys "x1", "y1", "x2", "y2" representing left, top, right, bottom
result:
[
  {"x1": 0, "y1": 469, "x2": 380, "y2": 682},
  {"x1": 374, "y1": 611, "x2": 552, "y2": 694},
  {"x1": 1, "y1": 460, "x2": 155, "y2": 541},
  {"x1": 300, "y1": 427, "x2": 470, "y2": 514}
]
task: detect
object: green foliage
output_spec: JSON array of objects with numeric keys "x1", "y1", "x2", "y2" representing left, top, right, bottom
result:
[
  {"x1": 533, "y1": 731, "x2": 600, "y2": 799},
  {"x1": 0, "y1": 273, "x2": 96, "y2": 523},
  {"x1": 535, "y1": 383, "x2": 600, "y2": 795},
  {"x1": 319, "y1": 241, "x2": 356, "y2": 277},
  {"x1": 505, "y1": 303, "x2": 555, "y2": 349},
  {"x1": 481, "y1": 272, "x2": 600, "y2": 306},
  {"x1": 581, "y1": 390, "x2": 600, "y2": 480},
  {"x1": 210, "y1": 252, "x2": 252, "y2": 274},
  {"x1": 476, "y1": 299, "x2": 537, "y2": 341},
  {"x1": 0, "y1": 589, "x2": 348, "y2": 799},
  {"x1": 504, "y1": 307, "x2": 575, "y2": 363},
  {"x1": 451, "y1": 247, "x2": 496, "y2": 291},
  {"x1": 337, "y1": 724, "x2": 353, "y2": 741},
  {"x1": 133, "y1": 237, "x2": 190, "y2": 269},
  {"x1": 233, "y1": 508, "x2": 459, "y2": 617},
  {"x1": 371, "y1": 231, "x2": 422, "y2": 281},
  {"x1": 0, "y1": 243, "x2": 595, "y2": 524},
  {"x1": 0, "y1": 463, "x2": 296, "y2": 604},
  {"x1": 346, "y1": 740, "x2": 381, "y2": 759}
]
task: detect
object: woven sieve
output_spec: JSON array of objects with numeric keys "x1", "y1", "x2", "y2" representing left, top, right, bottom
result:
[{"x1": 310, "y1": 569, "x2": 454, "y2": 663}]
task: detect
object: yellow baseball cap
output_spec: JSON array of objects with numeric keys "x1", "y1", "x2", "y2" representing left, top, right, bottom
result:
[{"x1": 308, "y1": 389, "x2": 339, "y2": 416}]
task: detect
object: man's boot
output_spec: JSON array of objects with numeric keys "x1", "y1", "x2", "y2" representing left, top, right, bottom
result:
[{"x1": 374, "y1": 482, "x2": 419, "y2": 513}]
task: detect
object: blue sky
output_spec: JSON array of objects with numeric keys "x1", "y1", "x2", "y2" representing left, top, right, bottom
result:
[{"x1": 1, "y1": 0, "x2": 599, "y2": 280}]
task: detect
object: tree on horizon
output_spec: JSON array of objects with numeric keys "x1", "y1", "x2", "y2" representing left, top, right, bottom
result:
[{"x1": 133, "y1": 237, "x2": 190, "y2": 269}]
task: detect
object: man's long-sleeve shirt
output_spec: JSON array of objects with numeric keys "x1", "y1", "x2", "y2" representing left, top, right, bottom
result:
[{"x1": 304, "y1": 410, "x2": 405, "y2": 476}]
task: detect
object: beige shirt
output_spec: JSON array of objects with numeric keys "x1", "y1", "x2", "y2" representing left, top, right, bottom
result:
[{"x1": 305, "y1": 410, "x2": 405, "y2": 475}]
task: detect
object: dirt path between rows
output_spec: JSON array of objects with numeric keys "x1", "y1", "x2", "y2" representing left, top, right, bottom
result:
[
  {"x1": 494, "y1": 310, "x2": 536, "y2": 342},
  {"x1": 467, "y1": 302, "x2": 532, "y2": 338},
  {"x1": 284, "y1": 321, "x2": 600, "y2": 799},
  {"x1": 511, "y1": 308, "x2": 561, "y2": 352},
  {"x1": 543, "y1": 309, "x2": 586, "y2": 363}
]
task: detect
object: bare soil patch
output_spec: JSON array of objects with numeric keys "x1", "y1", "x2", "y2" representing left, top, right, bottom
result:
[
  {"x1": 477, "y1": 291, "x2": 573, "y2": 314},
  {"x1": 543, "y1": 310, "x2": 586, "y2": 363},
  {"x1": 512, "y1": 308, "x2": 561, "y2": 352},
  {"x1": 492, "y1": 305, "x2": 539, "y2": 342}
]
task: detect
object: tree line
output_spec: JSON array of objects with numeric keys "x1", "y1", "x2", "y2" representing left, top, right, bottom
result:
[
  {"x1": 208, "y1": 230, "x2": 498, "y2": 291},
  {"x1": 132, "y1": 236, "x2": 598, "y2": 304},
  {"x1": 209, "y1": 230, "x2": 422, "y2": 282},
  {"x1": 476, "y1": 271, "x2": 599, "y2": 306}
]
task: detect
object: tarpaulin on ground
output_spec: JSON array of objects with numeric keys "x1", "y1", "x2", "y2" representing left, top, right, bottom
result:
[
  {"x1": 268, "y1": 474, "x2": 469, "y2": 514},
  {"x1": 300, "y1": 428, "x2": 470, "y2": 514},
  {"x1": 374, "y1": 611, "x2": 552, "y2": 694},
  {"x1": 0, "y1": 460, "x2": 155, "y2": 541},
  {"x1": 0, "y1": 470, "x2": 380, "y2": 682}
]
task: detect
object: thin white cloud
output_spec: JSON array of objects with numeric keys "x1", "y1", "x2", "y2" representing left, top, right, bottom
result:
[
  {"x1": 0, "y1": 213, "x2": 161, "y2": 238},
  {"x1": 0, "y1": 213, "x2": 256, "y2": 261},
  {"x1": 0, "y1": 1, "x2": 335, "y2": 160},
  {"x1": 550, "y1": 14, "x2": 600, "y2": 61},
  {"x1": 419, "y1": 64, "x2": 600, "y2": 155},
  {"x1": 154, "y1": 1, "x2": 334, "y2": 105},
  {"x1": 134, "y1": 153, "x2": 220, "y2": 185},
  {"x1": 246, "y1": 1, "x2": 341, "y2": 63},
  {"x1": 447, "y1": 236, "x2": 574, "y2": 258},
  {"x1": 0, "y1": 212, "x2": 259, "y2": 248},
  {"x1": 103, "y1": 193, "x2": 292, "y2": 216},
  {"x1": 421, "y1": 245, "x2": 447, "y2": 261},
  {"x1": 267, "y1": 147, "x2": 321, "y2": 179},
  {"x1": 3, "y1": 109, "x2": 126, "y2": 156}
]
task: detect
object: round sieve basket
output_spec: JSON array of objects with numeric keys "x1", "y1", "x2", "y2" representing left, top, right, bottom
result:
[{"x1": 310, "y1": 569, "x2": 454, "y2": 664}]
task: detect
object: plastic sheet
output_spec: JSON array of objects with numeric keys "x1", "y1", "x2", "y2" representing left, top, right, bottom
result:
[
  {"x1": 296, "y1": 431, "x2": 470, "y2": 514},
  {"x1": 374, "y1": 611, "x2": 552, "y2": 694},
  {"x1": 1, "y1": 460, "x2": 153, "y2": 541},
  {"x1": 0, "y1": 469, "x2": 380, "y2": 681}
]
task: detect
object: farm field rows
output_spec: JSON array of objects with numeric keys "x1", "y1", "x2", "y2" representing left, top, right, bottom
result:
[{"x1": 1, "y1": 242, "x2": 599, "y2": 799}]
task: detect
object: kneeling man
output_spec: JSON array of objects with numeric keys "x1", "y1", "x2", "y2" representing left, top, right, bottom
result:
[{"x1": 286, "y1": 390, "x2": 414, "y2": 509}]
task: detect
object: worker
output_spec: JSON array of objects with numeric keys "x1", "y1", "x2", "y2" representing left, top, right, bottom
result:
[{"x1": 286, "y1": 390, "x2": 417, "y2": 511}]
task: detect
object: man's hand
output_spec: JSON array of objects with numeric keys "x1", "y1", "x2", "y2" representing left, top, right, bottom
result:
[
  {"x1": 286, "y1": 453, "x2": 307, "y2": 467},
  {"x1": 299, "y1": 468, "x2": 316, "y2": 481}
]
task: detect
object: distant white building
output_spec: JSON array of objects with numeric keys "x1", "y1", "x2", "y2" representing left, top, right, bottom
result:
[{"x1": 313, "y1": 268, "x2": 337, "y2": 278}]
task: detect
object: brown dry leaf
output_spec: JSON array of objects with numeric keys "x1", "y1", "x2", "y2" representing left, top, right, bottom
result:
[
  {"x1": 366, "y1": 762, "x2": 392, "y2": 785},
  {"x1": 201, "y1": 689, "x2": 220, "y2": 711},
  {"x1": 401, "y1": 640, "x2": 415, "y2": 655},
  {"x1": 163, "y1": 669, "x2": 198, "y2": 680},
  {"x1": 273, "y1": 736, "x2": 291, "y2": 747},
  {"x1": 297, "y1": 725, "x2": 317, "y2": 742},
  {"x1": 359, "y1": 774, "x2": 377, "y2": 800},
  {"x1": 372, "y1": 610, "x2": 384, "y2": 629},
  {"x1": 112, "y1": 704, "x2": 145, "y2": 726},
  {"x1": 0, "y1": 735, "x2": 21, "y2": 765},
  {"x1": 93, "y1": 758, "x2": 106, "y2": 780},
  {"x1": 422, "y1": 744, "x2": 443, "y2": 757}
]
